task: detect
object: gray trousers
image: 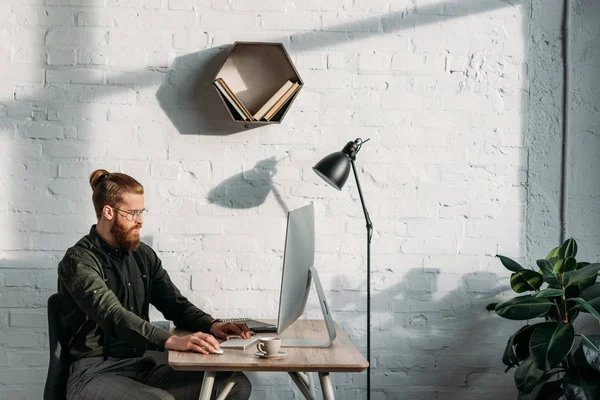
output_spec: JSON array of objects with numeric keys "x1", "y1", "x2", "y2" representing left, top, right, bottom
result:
[{"x1": 66, "y1": 356, "x2": 252, "y2": 400}]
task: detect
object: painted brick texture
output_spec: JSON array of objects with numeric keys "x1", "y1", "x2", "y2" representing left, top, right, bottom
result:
[{"x1": 0, "y1": 0, "x2": 571, "y2": 399}]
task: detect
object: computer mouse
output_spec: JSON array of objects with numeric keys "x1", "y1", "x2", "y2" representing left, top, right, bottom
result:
[{"x1": 211, "y1": 348, "x2": 224, "y2": 355}]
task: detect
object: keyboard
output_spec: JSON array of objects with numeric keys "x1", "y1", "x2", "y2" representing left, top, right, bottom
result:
[
  {"x1": 221, "y1": 318, "x2": 277, "y2": 333},
  {"x1": 220, "y1": 336, "x2": 259, "y2": 350}
]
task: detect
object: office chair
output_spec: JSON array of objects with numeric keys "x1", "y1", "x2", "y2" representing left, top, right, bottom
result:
[
  {"x1": 43, "y1": 292, "x2": 171, "y2": 400},
  {"x1": 44, "y1": 293, "x2": 69, "y2": 400}
]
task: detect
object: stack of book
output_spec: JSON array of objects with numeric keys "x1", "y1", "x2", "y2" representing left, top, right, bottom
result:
[{"x1": 213, "y1": 78, "x2": 301, "y2": 122}]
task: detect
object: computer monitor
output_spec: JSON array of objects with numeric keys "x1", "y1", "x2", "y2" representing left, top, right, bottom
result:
[{"x1": 276, "y1": 203, "x2": 336, "y2": 348}]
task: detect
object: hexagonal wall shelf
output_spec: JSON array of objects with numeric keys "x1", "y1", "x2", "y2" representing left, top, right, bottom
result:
[{"x1": 213, "y1": 41, "x2": 303, "y2": 124}]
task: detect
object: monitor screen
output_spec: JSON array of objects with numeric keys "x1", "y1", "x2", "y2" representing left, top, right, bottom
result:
[{"x1": 276, "y1": 203, "x2": 315, "y2": 335}]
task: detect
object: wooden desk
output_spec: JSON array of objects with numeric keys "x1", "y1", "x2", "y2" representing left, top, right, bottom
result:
[{"x1": 169, "y1": 320, "x2": 368, "y2": 400}]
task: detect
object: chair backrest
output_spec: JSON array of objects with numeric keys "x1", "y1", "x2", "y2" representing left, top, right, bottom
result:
[{"x1": 44, "y1": 293, "x2": 69, "y2": 400}]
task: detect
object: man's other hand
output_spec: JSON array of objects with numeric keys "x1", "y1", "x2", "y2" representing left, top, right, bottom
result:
[
  {"x1": 165, "y1": 332, "x2": 220, "y2": 354},
  {"x1": 210, "y1": 321, "x2": 251, "y2": 340}
]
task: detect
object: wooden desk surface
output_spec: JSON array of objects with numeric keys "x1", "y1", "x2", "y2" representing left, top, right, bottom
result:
[{"x1": 168, "y1": 319, "x2": 369, "y2": 373}]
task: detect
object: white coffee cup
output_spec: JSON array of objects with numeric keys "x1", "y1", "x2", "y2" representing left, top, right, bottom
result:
[{"x1": 256, "y1": 337, "x2": 282, "y2": 356}]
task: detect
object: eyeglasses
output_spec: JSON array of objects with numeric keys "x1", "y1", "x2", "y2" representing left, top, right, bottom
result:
[{"x1": 113, "y1": 207, "x2": 148, "y2": 221}]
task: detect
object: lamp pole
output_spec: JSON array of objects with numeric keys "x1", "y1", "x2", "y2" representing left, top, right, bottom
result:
[
  {"x1": 312, "y1": 138, "x2": 373, "y2": 399},
  {"x1": 350, "y1": 159, "x2": 373, "y2": 399}
]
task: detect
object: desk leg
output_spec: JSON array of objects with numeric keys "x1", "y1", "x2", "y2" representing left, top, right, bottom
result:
[
  {"x1": 318, "y1": 372, "x2": 335, "y2": 400},
  {"x1": 289, "y1": 372, "x2": 316, "y2": 400},
  {"x1": 215, "y1": 381, "x2": 235, "y2": 400},
  {"x1": 198, "y1": 371, "x2": 215, "y2": 400},
  {"x1": 297, "y1": 372, "x2": 310, "y2": 388},
  {"x1": 308, "y1": 372, "x2": 316, "y2": 397}
]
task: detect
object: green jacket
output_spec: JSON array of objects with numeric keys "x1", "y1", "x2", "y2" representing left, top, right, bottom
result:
[{"x1": 57, "y1": 226, "x2": 216, "y2": 362}]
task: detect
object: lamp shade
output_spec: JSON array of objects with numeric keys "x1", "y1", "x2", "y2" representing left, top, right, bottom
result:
[
  {"x1": 312, "y1": 137, "x2": 372, "y2": 400},
  {"x1": 313, "y1": 151, "x2": 351, "y2": 190}
]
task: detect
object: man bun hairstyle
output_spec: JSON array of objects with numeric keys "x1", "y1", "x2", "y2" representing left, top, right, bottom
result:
[
  {"x1": 89, "y1": 169, "x2": 144, "y2": 219},
  {"x1": 89, "y1": 169, "x2": 110, "y2": 190}
]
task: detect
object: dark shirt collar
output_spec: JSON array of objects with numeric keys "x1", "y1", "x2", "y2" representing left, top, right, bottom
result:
[{"x1": 88, "y1": 225, "x2": 129, "y2": 257}]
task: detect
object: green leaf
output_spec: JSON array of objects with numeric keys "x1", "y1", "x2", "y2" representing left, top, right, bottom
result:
[
  {"x1": 486, "y1": 303, "x2": 498, "y2": 311},
  {"x1": 511, "y1": 270, "x2": 544, "y2": 293},
  {"x1": 514, "y1": 325, "x2": 541, "y2": 362},
  {"x1": 565, "y1": 263, "x2": 600, "y2": 288},
  {"x1": 559, "y1": 238, "x2": 578, "y2": 259},
  {"x1": 581, "y1": 284, "x2": 600, "y2": 309},
  {"x1": 580, "y1": 277, "x2": 597, "y2": 293},
  {"x1": 564, "y1": 257, "x2": 578, "y2": 272},
  {"x1": 540, "y1": 259, "x2": 562, "y2": 288},
  {"x1": 529, "y1": 321, "x2": 575, "y2": 370},
  {"x1": 503, "y1": 325, "x2": 537, "y2": 370},
  {"x1": 566, "y1": 284, "x2": 581, "y2": 299},
  {"x1": 577, "y1": 262, "x2": 596, "y2": 292},
  {"x1": 497, "y1": 255, "x2": 525, "y2": 272},
  {"x1": 534, "y1": 288, "x2": 565, "y2": 298},
  {"x1": 495, "y1": 295, "x2": 553, "y2": 320},
  {"x1": 579, "y1": 335, "x2": 600, "y2": 373},
  {"x1": 563, "y1": 369, "x2": 600, "y2": 400},
  {"x1": 544, "y1": 274, "x2": 562, "y2": 289},
  {"x1": 547, "y1": 246, "x2": 560, "y2": 260},
  {"x1": 536, "y1": 381, "x2": 565, "y2": 400},
  {"x1": 553, "y1": 259, "x2": 565, "y2": 274},
  {"x1": 554, "y1": 257, "x2": 577, "y2": 274},
  {"x1": 567, "y1": 306, "x2": 580, "y2": 322},
  {"x1": 519, "y1": 379, "x2": 564, "y2": 400},
  {"x1": 567, "y1": 298, "x2": 600, "y2": 323},
  {"x1": 504, "y1": 333, "x2": 521, "y2": 370},
  {"x1": 537, "y1": 259, "x2": 555, "y2": 276},
  {"x1": 515, "y1": 357, "x2": 544, "y2": 394}
]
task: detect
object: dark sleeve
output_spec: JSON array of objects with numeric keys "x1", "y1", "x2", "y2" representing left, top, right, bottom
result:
[
  {"x1": 58, "y1": 250, "x2": 172, "y2": 351},
  {"x1": 147, "y1": 249, "x2": 216, "y2": 333}
]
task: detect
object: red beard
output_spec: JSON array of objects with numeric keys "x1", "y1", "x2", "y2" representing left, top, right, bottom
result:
[{"x1": 110, "y1": 214, "x2": 141, "y2": 251}]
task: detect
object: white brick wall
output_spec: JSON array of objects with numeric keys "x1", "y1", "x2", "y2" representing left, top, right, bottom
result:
[{"x1": 0, "y1": 0, "x2": 575, "y2": 398}]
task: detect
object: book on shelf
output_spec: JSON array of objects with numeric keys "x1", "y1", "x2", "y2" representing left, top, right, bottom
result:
[
  {"x1": 252, "y1": 80, "x2": 294, "y2": 121},
  {"x1": 214, "y1": 77, "x2": 302, "y2": 122},
  {"x1": 264, "y1": 82, "x2": 300, "y2": 121},
  {"x1": 215, "y1": 78, "x2": 253, "y2": 120},
  {"x1": 213, "y1": 79, "x2": 253, "y2": 121}
]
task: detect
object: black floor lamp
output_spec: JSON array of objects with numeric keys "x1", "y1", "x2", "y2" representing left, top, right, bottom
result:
[{"x1": 313, "y1": 138, "x2": 373, "y2": 399}]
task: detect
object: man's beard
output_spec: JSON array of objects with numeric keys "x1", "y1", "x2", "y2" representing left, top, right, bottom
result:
[{"x1": 110, "y1": 214, "x2": 141, "y2": 251}]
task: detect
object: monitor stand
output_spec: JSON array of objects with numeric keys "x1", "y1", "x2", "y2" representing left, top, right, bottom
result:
[{"x1": 281, "y1": 266, "x2": 337, "y2": 348}]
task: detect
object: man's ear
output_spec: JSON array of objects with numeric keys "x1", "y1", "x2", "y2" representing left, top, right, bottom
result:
[{"x1": 102, "y1": 205, "x2": 114, "y2": 221}]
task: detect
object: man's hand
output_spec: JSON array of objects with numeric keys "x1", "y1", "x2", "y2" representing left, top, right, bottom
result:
[
  {"x1": 165, "y1": 332, "x2": 220, "y2": 354},
  {"x1": 210, "y1": 321, "x2": 251, "y2": 340}
]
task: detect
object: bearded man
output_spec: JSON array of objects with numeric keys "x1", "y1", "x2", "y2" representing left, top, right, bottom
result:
[{"x1": 57, "y1": 169, "x2": 252, "y2": 400}]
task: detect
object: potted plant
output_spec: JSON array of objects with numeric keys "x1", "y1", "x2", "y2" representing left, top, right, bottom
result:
[{"x1": 487, "y1": 238, "x2": 600, "y2": 399}]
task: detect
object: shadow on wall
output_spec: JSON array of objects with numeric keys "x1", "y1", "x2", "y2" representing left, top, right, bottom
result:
[
  {"x1": 326, "y1": 268, "x2": 520, "y2": 398},
  {"x1": 155, "y1": 46, "x2": 262, "y2": 136},
  {"x1": 207, "y1": 156, "x2": 290, "y2": 214},
  {"x1": 565, "y1": 0, "x2": 600, "y2": 260},
  {"x1": 154, "y1": 0, "x2": 523, "y2": 137},
  {"x1": 0, "y1": 0, "x2": 535, "y2": 397}
]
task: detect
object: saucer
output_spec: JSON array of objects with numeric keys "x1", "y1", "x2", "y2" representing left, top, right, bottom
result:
[{"x1": 254, "y1": 351, "x2": 286, "y2": 359}]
